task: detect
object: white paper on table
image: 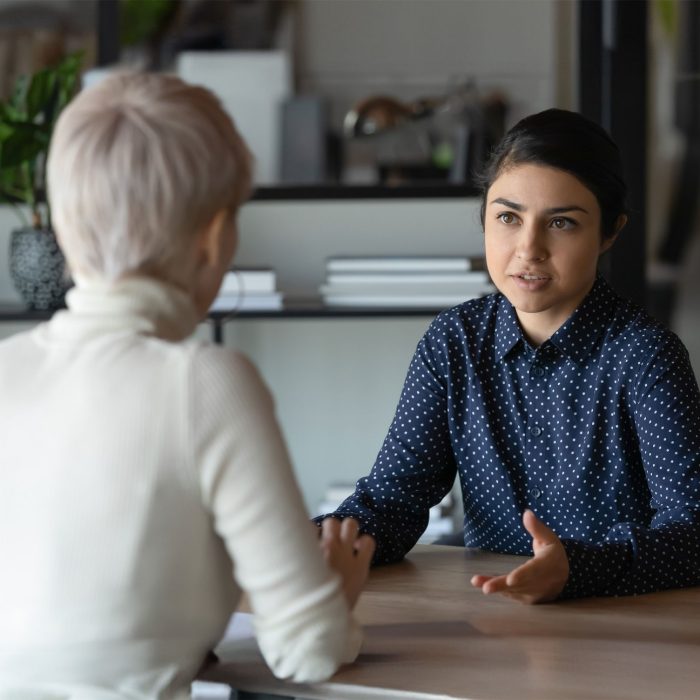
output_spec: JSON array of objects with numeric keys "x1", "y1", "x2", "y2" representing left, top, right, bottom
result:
[
  {"x1": 213, "y1": 612, "x2": 259, "y2": 663},
  {"x1": 221, "y1": 612, "x2": 255, "y2": 641},
  {"x1": 191, "y1": 613, "x2": 256, "y2": 699}
]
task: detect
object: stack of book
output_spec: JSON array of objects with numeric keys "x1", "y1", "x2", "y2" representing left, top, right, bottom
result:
[
  {"x1": 210, "y1": 268, "x2": 283, "y2": 312},
  {"x1": 317, "y1": 482, "x2": 458, "y2": 543},
  {"x1": 320, "y1": 256, "x2": 494, "y2": 308}
]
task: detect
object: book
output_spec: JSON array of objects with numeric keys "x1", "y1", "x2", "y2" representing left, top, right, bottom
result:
[
  {"x1": 219, "y1": 268, "x2": 277, "y2": 295},
  {"x1": 321, "y1": 293, "x2": 484, "y2": 308},
  {"x1": 326, "y1": 256, "x2": 486, "y2": 274},
  {"x1": 210, "y1": 292, "x2": 283, "y2": 312},
  {"x1": 326, "y1": 271, "x2": 491, "y2": 286},
  {"x1": 320, "y1": 281, "x2": 493, "y2": 297}
]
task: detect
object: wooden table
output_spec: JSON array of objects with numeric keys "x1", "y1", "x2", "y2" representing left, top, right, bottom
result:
[{"x1": 201, "y1": 545, "x2": 700, "y2": 700}]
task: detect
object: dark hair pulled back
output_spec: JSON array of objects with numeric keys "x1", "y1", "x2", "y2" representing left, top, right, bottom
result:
[{"x1": 477, "y1": 109, "x2": 628, "y2": 239}]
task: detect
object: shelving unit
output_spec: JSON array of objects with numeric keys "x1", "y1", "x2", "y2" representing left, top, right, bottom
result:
[{"x1": 0, "y1": 300, "x2": 447, "y2": 345}]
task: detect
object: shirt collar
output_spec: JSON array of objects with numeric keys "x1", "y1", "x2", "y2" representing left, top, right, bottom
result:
[
  {"x1": 494, "y1": 294, "x2": 523, "y2": 361},
  {"x1": 494, "y1": 276, "x2": 619, "y2": 364},
  {"x1": 548, "y1": 276, "x2": 619, "y2": 364}
]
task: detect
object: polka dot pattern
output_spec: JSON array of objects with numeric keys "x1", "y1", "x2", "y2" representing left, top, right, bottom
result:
[{"x1": 323, "y1": 277, "x2": 700, "y2": 598}]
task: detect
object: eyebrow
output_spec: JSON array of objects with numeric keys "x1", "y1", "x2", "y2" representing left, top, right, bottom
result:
[{"x1": 489, "y1": 197, "x2": 589, "y2": 215}]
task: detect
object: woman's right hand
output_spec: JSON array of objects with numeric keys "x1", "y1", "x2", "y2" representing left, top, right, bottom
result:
[{"x1": 319, "y1": 517, "x2": 375, "y2": 609}]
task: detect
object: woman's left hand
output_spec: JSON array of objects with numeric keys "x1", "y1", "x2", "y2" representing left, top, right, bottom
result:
[{"x1": 470, "y1": 510, "x2": 569, "y2": 604}]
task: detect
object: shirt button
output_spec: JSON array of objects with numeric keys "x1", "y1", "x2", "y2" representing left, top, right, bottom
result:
[
  {"x1": 529, "y1": 425, "x2": 543, "y2": 437},
  {"x1": 533, "y1": 367, "x2": 545, "y2": 377},
  {"x1": 530, "y1": 487, "x2": 542, "y2": 499}
]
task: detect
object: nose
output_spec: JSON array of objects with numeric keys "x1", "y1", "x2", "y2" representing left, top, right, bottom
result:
[{"x1": 515, "y1": 222, "x2": 548, "y2": 262}]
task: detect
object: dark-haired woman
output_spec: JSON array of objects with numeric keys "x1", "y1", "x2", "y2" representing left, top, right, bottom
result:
[{"x1": 318, "y1": 109, "x2": 700, "y2": 603}]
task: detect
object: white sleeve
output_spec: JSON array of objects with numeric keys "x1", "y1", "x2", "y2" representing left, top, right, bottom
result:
[{"x1": 191, "y1": 346, "x2": 361, "y2": 682}]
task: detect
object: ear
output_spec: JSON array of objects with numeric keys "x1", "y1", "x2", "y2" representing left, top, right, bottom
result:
[
  {"x1": 197, "y1": 209, "x2": 230, "y2": 269},
  {"x1": 599, "y1": 214, "x2": 627, "y2": 254}
]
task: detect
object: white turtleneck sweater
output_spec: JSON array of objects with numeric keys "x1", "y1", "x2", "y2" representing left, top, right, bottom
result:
[{"x1": 0, "y1": 278, "x2": 361, "y2": 699}]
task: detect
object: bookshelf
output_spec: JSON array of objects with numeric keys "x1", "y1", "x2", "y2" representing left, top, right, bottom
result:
[{"x1": 0, "y1": 301, "x2": 449, "y2": 346}]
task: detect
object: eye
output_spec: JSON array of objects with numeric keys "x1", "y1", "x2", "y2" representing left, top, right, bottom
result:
[
  {"x1": 550, "y1": 217, "x2": 576, "y2": 230},
  {"x1": 497, "y1": 212, "x2": 517, "y2": 225}
]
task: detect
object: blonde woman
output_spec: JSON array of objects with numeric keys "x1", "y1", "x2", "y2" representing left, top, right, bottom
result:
[{"x1": 0, "y1": 73, "x2": 374, "y2": 699}]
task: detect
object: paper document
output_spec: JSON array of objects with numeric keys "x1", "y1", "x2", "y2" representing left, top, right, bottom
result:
[{"x1": 191, "y1": 613, "x2": 256, "y2": 699}]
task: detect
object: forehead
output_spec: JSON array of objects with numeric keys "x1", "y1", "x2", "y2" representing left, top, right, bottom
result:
[{"x1": 488, "y1": 163, "x2": 599, "y2": 212}]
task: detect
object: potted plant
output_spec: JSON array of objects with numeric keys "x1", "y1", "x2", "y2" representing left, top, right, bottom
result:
[{"x1": 0, "y1": 53, "x2": 82, "y2": 310}]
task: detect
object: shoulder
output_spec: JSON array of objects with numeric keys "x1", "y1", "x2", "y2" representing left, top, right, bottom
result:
[
  {"x1": 603, "y1": 298, "x2": 693, "y2": 385},
  {"x1": 427, "y1": 292, "x2": 500, "y2": 339},
  {"x1": 190, "y1": 340, "x2": 260, "y2": 375},
  {"x1": 608, "y1": 298, "x2": 686, "y2": 359},
  {"x1": 421, "y1": 292, "x2": 501, "y2": 357},
  {"x1": 187, "y1": 341, "x2": 272, "y2": 406}
]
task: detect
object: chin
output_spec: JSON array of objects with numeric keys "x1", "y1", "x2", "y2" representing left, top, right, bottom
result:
[
  {"x1": 513, "y1": 302, "x2": 551, "y2": 315},
  {"x1": 503, "y1": 291, "x2": 553, "y2": 315}
]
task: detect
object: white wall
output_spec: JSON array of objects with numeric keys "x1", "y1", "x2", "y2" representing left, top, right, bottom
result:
[{"x1": 222, "y1": 316, "x2": 432, "y2": 515}]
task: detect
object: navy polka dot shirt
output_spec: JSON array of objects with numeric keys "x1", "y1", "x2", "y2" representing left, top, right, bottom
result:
[{"x1": 324, "y1": 277, "x2": 700, "y2": 598}]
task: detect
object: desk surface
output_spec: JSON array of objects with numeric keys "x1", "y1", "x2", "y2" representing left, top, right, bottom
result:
[{"x1": 203, "y1": 545, "x2": 700, "y2": 700}]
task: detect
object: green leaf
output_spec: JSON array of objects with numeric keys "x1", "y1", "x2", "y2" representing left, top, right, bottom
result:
[
  {"x1": 52, "y1": 52, "x2": 84, "y2": 120},
  {"x1": 0, "y1": 122, "x2": 14, "y2": 143},
  {"x1": 0, "y1": 160, "x2": 30, "y2": 207},
  {"x1": 8, "y1": 75, "x2": 29, "y2": 118},
  {"x1": 0, "y1": 102, "x2": 23, "y2": 122},
  {"x1": 0, "y1": 122, "x2": 47, "y2": 169},
  {"x1": 0, "y1": 51, "x2": 83, "y2": 217},
  {"x1": 120, "y1": 0, "x2": 176, "y2": 47},
  {"x1": 655, "y1": 0, "x2": 678, "y2": 38},
  {"x1": 57, "y1": 52, "x2": 83, "y2": 77},
  {"x1": 26, "y1": 69, "x2": 57, "y2": 122}
]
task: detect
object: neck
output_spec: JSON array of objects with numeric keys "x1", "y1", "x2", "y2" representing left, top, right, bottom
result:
[
  {"x1": 57, "y1": 275, "x2": 200, "y2": 342},
  {"x1": 514, "y1": 278, "x2": 597, "y2": 347},
  {"x1": 515, "y1": 313, "x2": 558, "y2": 347}
]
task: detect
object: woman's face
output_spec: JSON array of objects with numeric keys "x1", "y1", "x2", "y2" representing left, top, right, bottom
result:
[{"x1": 484, "y1": 163, "x2": 616, "y2": 345}]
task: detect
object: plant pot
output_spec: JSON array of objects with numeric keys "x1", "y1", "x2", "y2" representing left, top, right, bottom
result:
[{"x1": 9, "y1": 227, "x2": 72, "y2": 310}]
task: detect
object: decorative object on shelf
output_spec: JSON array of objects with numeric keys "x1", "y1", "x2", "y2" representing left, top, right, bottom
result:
[
  {"x1": 9, "y1": 226, "x2": 70, "y2": 310},
  {"x1": 343, "y1": 84, "x2": 507, "y2": 187},
  {"x1": 0, "y1": 53, "x2": 82, "y2": 310}
]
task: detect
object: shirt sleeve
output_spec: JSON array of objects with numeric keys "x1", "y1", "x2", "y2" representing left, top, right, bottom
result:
[
  {"x1": 192, "y1": 347, "x2": 361, "y2": 682},
  {"x1": 560, "y1": 333, "x2": 700, "y2": 598},
  {"x1": 315, "y1": 322, "x2": 458, "y2": 565}
]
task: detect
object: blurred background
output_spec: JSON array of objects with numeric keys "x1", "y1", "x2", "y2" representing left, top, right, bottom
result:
[{"x1": 0, "y1": 0, "x2": 698, "y2": 517}]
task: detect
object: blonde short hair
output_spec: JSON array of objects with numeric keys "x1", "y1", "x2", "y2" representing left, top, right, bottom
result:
[{"x1": 47, "y1": 71, "x2": 253, "y2": 281}]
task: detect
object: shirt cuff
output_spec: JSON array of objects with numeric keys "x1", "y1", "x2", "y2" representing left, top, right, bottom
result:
[{"x1": 558, "y1": 538, "x2": 632, "y2": 599}]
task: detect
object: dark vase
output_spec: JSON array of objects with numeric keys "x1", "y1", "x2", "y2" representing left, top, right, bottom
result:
[{"x1": 9, "y1": 227, "x2": 73, "y2": 310}]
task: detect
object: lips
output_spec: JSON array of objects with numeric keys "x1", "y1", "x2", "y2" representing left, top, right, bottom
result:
[
  {"x1": 509, "y1": 271, "x2": 552, "y2": 280},
  {"x1": 509, "y1": 272, "x2": 552, "y2": 291}
]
